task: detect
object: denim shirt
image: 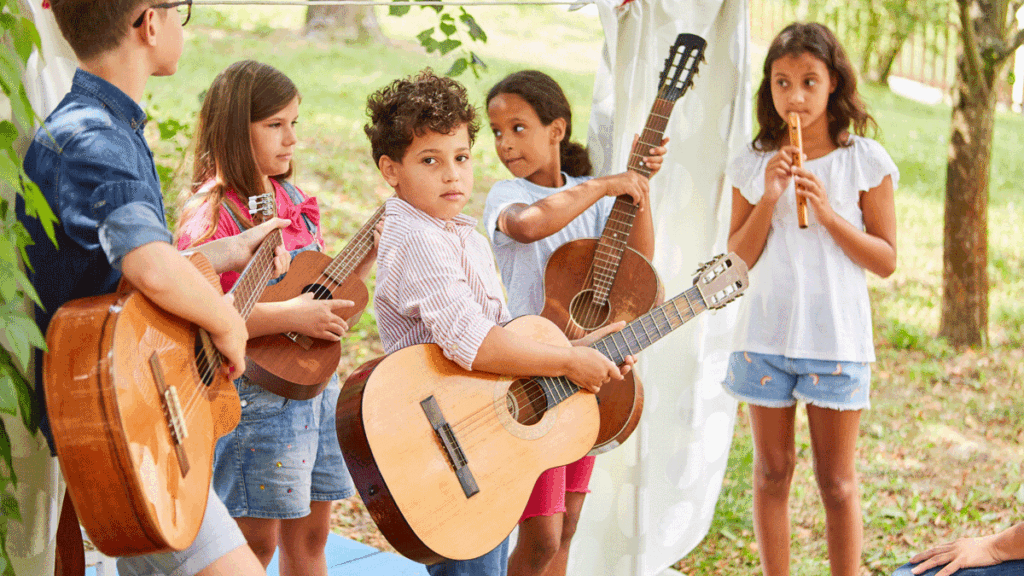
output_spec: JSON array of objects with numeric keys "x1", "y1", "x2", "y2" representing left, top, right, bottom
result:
[{"x1": 17, "y1": 69, "x2": 173, "y2": 450}]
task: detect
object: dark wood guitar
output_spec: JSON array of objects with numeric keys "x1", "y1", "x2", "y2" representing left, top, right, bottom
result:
[
  {"x1": 244, "y1": 203, "x2": 384, "y2": 400},
  {"x1": 539, "y1": 33, "x2": 708, "y2": 454},
  {"x1": 42, "y1": 195, "x2": 281, "y2": 556},
  {"x1": 336, "y1": 253, "x2": 746, "y2": 564}
]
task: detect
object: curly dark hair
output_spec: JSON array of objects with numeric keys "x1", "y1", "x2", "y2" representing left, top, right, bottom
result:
[
  {"x1": 364, "y1": 69, "x2": 479, "y2": 164},
  {"x1": 753, "y1": 22, "x2": 876, "y2": 151}
]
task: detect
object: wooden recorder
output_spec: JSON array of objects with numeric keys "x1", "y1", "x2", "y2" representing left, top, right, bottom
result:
[{"x1": 788, "y1": 112, "x2": 809, "y2": 228}]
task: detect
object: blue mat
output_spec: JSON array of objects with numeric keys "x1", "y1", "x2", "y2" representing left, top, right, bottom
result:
[
  {"x1": 85, "y1": 533, "x2": 428, "y2": 576},
  {"x1": 267, "y1": 533, "x2": 428, "y2": 576}
]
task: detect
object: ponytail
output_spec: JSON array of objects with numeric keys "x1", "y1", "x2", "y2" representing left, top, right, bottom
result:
[{"x1": 560, "y1": 140, "x2": 592, "y2": 177}]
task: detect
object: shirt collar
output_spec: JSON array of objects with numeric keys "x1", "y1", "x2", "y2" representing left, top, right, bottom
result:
[
  {"x1": 385, "y1": 197, "x2": 477, "y2": 230},
  {"x1": 71, "y1": 68, "x2": 148, "y2": 130}
]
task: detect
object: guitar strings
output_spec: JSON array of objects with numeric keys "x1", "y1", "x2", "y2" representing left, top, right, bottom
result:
[
  {"x1": 568, "y1": 96, "x2": 671, "y2": 338},
  {"x1": 449, "y1": 290, "x2": 703, "y2": 441},
  {"x1": 179, "y1": 234, "x2": 282, "y2": 421}
]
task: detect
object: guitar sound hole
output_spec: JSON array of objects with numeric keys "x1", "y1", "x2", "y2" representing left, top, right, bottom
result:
[
  {"x1": 505, "y1": 379, "x2": 548, "y2": 426},
  {"x1": 568, "y1": 290, "x2": 611, "y2": 331},
  {"x1": 302, "y1": 283, "x2": 334, "y2": 300}
]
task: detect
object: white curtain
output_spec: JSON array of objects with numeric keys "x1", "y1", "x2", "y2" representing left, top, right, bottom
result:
[{"x1": 570, "y1": 1, "x2": 750, "y2": 574}]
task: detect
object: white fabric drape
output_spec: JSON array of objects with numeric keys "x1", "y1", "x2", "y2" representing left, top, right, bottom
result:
[{"x1": 570, "y1": 1, "x2": 750, "y2": 574}]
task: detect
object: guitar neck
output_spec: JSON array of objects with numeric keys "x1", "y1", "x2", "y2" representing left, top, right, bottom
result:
[
  {"x1": 229, "y1": 229, "x2": 284, "y2": 321},
  {"x1": 589, "y1": 96, "x2": 676, "y2": 301},
  {"x1": 538, "y1": 284, "x2": 707, "y2": 402},
  {"x1": 322, "y1": 203, "x2": 386, "y2": 283}
]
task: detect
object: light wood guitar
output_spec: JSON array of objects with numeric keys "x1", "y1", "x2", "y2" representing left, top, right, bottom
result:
[
  {"x1": 336, "y1": 253, "x2": 747, "y2": 564},
  {"x1": 539, "y1": 33, "x2": 708, "y2": 454},
  {"x1": 43, "y1": 194, "x2": 281, "y2": 556},
  {"x1": 244, "y1": 203, "x2": 384, "y2": 400}
]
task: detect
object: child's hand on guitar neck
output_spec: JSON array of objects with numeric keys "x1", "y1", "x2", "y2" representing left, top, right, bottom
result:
[
  {"x1": 563, "y1": 346, "x2": 632, "y2": 394},
  {"x1": 632, "y1": 133, "x2": 670, "y2": 177},
  {"x1": 595, "y1": 171, "x2": 650, "y2": 212},
  {"x1": 565, "y1": 321, "x2": 637, "y2": 393}
]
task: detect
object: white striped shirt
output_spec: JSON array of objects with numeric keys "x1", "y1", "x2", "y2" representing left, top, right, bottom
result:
[{"x1": 374, "y1": 197, "x2": 511, "y2": 370}]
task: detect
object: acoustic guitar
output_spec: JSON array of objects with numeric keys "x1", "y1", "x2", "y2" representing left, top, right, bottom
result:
[
  {"x1": 539, "y1": 33, "x2": 708, "y2": 454},
  {"x1": 336, "y1": 253, "x2": 747, "y2": 564},
  {"x1": 43, "y1": 194, "x2": 281, "y2": 556},
  {"x1": 244, "y1": 203, "x2": 384, "y2": 400}
]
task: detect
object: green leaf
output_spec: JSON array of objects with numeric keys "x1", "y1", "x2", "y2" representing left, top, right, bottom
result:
[
  {"x1": 389, "y1": 3, "x2": 411, "y2": 16},
  {"x1": 416, "y1": 0, "x2": 443, "y2": 13},
  {"x1": 0, "y1": 417, "x2": 13, "y2": 486},
  {"x1": 446, "y1": 57, "x2": 468, "y2": 77},
  {"x1": 12, "y1": 17, "x2": 42, "y2": 62},
  {"x1": 439, "y1": 38, "x2": 460, "y2": 55},
  {"x1": 0, "y1": 121, "x2": 17, "y2": 150},
  {"x1": 2, "y1": 313, "x2": 44, "y2": 370},
  {"x1": 0, "y1": 45, "x2": 21, "y2": 96},
  {"x1": 17, "y1": 177, "x2": 57, "y2": 246},
  {"x1": 459, "y1": 12, "x2": 487, "y2": 42},
  {"x1": 0, "y1": 495, "x2": 20, "y2": 523},
  {"x1": 439, "y1": 21, "x2": 457, "y2": 37},
  {"x1": 416, "y1": 27, "x2": 435, "y2": 44},
  {"x1": 0, "y1": 368, "x2": 17, "y2": 417}
]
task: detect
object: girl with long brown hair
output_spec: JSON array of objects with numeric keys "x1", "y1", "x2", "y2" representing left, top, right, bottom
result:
[
  {"x1": 176, "y1": 60, "x2": 373, "y2": 576},
  {"x1": 724, "y1": 22, "x2": 898, "y2": 576}
]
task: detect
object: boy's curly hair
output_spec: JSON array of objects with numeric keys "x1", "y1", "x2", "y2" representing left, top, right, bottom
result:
[{"x1": 364, "y1": 69, "x2": 479, "y2": 164}]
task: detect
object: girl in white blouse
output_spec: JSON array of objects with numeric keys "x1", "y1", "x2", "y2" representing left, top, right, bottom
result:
[{"x1": 724, "y1": 22, "x2": 898, "y2": 576}]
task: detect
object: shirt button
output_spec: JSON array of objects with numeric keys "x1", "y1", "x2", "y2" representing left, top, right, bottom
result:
[
  {"x1": 240, "y1": 400, "x2": 248, "y2": 407},
  {"x1": 451, "y1": 343, "x2": 459, "y2": 350},
  {"x1": 445, "y1": 222, "x2": 456, "y2": 233}
]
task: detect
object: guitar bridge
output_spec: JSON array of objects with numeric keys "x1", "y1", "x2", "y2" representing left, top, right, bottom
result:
[
  {"x1": 149, "y1": 353, "x2": 191, "y2": 478},
  {"x1": 420, "y1": 395, "x2": 479, "y2": 499},
  {"x1": 285, "y1": 331, "x2": 314, "y2": 351}
]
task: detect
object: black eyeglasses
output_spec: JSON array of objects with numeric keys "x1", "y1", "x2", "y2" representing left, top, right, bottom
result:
[{"x1": 132, "y1": 0, "x2": 192, "y2": 28}]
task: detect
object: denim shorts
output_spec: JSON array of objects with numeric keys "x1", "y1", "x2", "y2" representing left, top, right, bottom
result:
[
  {"x1": 116, "y1": 487, "x2": 246, "y2": 575},
  {"x1": 722, "y1": 351, "x2": 871, "y2": 411},
  {"x1": 212, "y1": 373, "x2": 355, "y2": 519}
]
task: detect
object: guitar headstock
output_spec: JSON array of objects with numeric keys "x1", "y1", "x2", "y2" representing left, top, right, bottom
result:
[
  {"x1": 248, "y1": 193, "x2": 276, "y2": 225},
  {"x1": 693, "y1": 252, "x2": 748, "y2": 310},
  {"x1": 658, "y1": 33, "x2": 708, "y2": 103}
]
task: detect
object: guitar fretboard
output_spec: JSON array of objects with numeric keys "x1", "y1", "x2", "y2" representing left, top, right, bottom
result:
[
  {"x1": 537, "y1": 284, "x2": 708, "y2": 404},
  {"x1": 230, "y1": 229, "x2": 284, "y2": 321},
  {"x1": 321, "y1": 203, "x2": 385, "y2": 285}
]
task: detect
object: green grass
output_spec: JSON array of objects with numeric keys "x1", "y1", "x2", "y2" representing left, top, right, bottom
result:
[{"x1": 146, "y1": 7, "x2": 1024, "y2": 575}]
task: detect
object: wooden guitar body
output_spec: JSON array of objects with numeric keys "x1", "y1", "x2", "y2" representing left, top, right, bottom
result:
[
  {"x1": 245, "y1": 249, "x2": 370, "y2": 400},
  {"x1": 43, "y1": 254, "x2": 240, "y2": 556},
  {"x1": 336, "y1": 316, "x2": 599, "y2": 564},
  {"x1": 245, "y1": 201, "x2": 383, "y2": 401},
  {"x1": 540, "y1": 238, "x2": 661, "y2": 454}
]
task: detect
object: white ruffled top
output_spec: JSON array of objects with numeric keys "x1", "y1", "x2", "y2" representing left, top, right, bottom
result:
[{"x1": 726, "y1": 135, "x2": 899, "y2": 362}]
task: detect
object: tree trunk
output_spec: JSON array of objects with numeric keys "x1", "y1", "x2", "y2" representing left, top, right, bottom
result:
[
  {"x1": 305, "y1": 1, "x2": 386, "y2": 43},
  {"x1": 939, "y1": 3, "x2": 1007, "y2": 347}
]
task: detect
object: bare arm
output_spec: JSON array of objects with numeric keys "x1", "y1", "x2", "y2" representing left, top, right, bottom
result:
[
  {"x1": 727, "y1": 187, "x2": 777, "y2": 270},
  {"x1": 795, "y1": 169, "x2": 897, "y2": 278},
  {"x1": 472, "y1": 325, "x2": 631, "y2": 393},
  {"x1": 909, "y1": 522, "x2": 1024, "y2": 576},
  {"x1": 191, "y1": 218, "x2": 290, "y2": 274},
  {"x1": 122, "y1": 242, "x2": 247, "y2": 373},
  {"x1": 727, "y1": 146, "x2": 799, "y2": 270}
]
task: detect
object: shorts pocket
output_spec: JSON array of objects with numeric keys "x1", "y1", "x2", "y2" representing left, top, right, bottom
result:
[{"x1": 237, "y1": 376, "x2": 290, "y2": 422}]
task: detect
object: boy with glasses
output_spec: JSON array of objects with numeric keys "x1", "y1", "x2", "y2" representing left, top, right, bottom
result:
[{"x1": 18, "y1": 1, "x2": 282, "y2": 574}]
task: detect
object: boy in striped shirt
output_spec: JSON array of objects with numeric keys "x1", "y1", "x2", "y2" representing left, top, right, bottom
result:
[{"x1": 364, "y1": 70, "x2": 634, "y2": 576}]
